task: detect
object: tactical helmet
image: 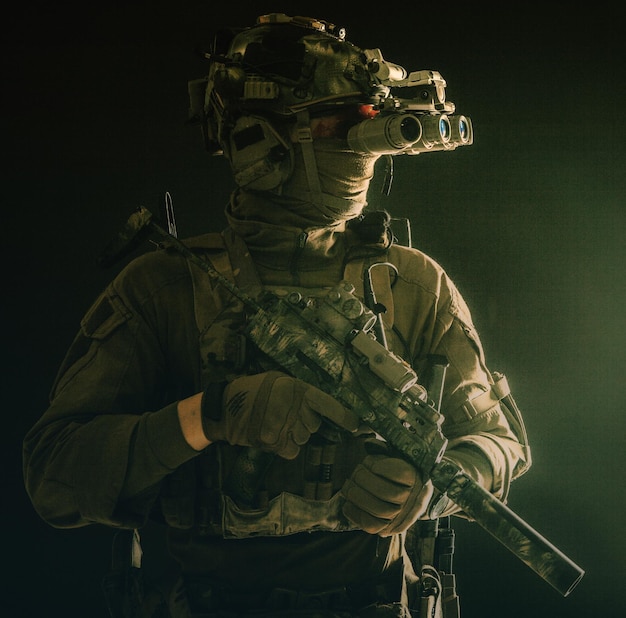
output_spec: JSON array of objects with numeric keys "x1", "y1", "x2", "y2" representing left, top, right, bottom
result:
[
  {"x1": 213, "y1": 15, "x2": 387, "y2": 115},
  {"x1": 188, "y1": 13, "x2": 473, "y2": 191}
]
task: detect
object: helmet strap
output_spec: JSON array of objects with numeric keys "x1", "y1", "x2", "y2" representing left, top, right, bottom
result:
[{"x1": 295, "y1": 110, "x2": 323, "y2": 204}]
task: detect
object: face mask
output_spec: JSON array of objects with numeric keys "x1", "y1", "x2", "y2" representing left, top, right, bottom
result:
[{"x1": 276, "y1": 138, "x2": 380, "y2": 223}]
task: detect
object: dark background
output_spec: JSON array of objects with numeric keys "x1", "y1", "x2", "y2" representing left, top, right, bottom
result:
[{"x1": 4, "y1": 2, "x2": 625, "y2": 616}]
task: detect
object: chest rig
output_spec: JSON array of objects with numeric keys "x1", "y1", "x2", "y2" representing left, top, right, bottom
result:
[{"x1": 179, "y1": 226, "x2": 397, "y2": 538}]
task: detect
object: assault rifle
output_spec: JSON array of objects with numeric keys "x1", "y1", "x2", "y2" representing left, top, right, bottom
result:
[{"x1": 101, "y1": 207, "x2": 585, "y2": 598}]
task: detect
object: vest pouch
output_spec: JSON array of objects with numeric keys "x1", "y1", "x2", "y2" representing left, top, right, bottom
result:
[{"x1": 221, "y1": 492, "x2": 359, "y2": 539}]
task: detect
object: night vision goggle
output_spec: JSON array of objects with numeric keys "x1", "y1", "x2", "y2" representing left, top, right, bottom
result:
[
  {"x1": 344, "y1": 46, "x2": 473, "y2": 154},
  {"x1": 345, "y1": 71, "x2": 473, "y2": 155}
]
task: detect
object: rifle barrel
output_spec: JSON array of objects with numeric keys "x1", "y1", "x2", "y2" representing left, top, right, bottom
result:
[{"x1": 430, "y1": 460, "x2": 584, "y2": 596}]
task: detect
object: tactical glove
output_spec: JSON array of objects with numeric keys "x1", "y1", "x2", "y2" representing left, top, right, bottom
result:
[
  {"x1": 201, "y1": 371, "x2": 358, "y2": 459},
  {"x1": 341, "y1": 444, "x2": 434, "y2": 536}
]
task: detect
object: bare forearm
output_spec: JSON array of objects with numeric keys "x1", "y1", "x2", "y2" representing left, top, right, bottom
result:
[{"x1": 177, "y1": 392, "x2": 211, "y2": 451}]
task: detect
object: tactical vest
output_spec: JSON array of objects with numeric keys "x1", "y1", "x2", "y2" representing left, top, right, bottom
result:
[{"x1": 160, "y1": 227, "x2": 397, "y2": 539}]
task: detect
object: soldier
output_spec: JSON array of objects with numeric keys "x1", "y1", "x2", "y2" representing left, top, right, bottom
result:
[{"x1": 23, "y1": 14, "x2": 530, "y2": 618}]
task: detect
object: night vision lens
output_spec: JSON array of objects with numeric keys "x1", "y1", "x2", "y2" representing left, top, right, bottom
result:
[
  {"x1": 419, "y1": 114, "x2": 451, "y2": 147},
  {"x1": 459, "y1": 119, "x2": 468, "y2": 140},
  {"x1": 449, "y1": 115, "x2": 473, "y2": 144},
  {"x1": 439, "y1": 116, "x2": 451, "y2": 140},
  {"x1": 400, "y1": 116, "x2": 421, "y2": 142}
]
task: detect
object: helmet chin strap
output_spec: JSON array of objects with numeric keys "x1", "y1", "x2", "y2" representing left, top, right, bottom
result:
[{"x1": 295, "y1": 110, "x2": 324, "y2": 205}]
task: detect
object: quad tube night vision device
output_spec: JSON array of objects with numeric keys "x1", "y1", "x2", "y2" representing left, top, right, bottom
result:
[
  {"x1": 347, "y1": 106, "x2": 473, "y2": 156},
  {"x1": 345, "y1": 48, "x2": 474, "y2": 155}
]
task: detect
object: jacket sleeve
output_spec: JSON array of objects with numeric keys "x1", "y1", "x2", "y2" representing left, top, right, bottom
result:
[
  {"x1": 23, "y1": 251, "x2": 202, "y2": 529},
  {"x1": 389, "y1": 246, "x2": 530, "y2": 515}
]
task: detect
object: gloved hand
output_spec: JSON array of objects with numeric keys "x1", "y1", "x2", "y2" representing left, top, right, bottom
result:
[
  {"x1": 341, "y1": 442, "x2": 434, "y2": 536},
  {"x1": 201, "y1": 371, "x2": 359, "y2": 459}
]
